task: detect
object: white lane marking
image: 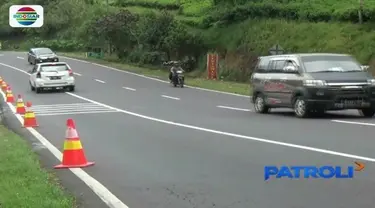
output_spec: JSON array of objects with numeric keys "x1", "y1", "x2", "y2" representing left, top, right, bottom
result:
[
  {"x1": 217, "y1": 105, "x2": 251, "y2": 112},
  {"x1": 0, "y1": 90, "x2": 128, "y2": 208},
  {"x1": 29, "y1": 103, "x2": 118, "y2": 115},
  {"x1": 161, "y1": 95, "x2": 180, "y2": 100},
  {"x1": 94, "y1": 79, "x2": 105, "y2": 83},
  {"x1": 35, "y1": 111, "x2": 117, "y2": 116},
  {"x1": 60, "y1": 56, "x2": 249, "y2": 98},
  {"x1": 331, "y1": 120, "x2": 375, "y2": 126},
  {"x1": 65, "y1": 92, "x2": 375, "y2": 163},
  {"x1": 17, "y1": 56, "x2": 24, "y2": 59},
  {"x1": 122, "y1": 87, "x2": 136, "y2": 91},
  {"x1": 0, "y1": 54, "x2": 4, "y2": 56},
  {"x1": 73, "y1": 72, "x2": 82, "y2": 76}
]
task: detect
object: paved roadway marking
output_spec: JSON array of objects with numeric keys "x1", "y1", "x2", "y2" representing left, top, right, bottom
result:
[
  {"x1": 217, "y1": 105, "x2": 251, "y2": 112},
  {"x1": 332, "y1": 120, "x2": 375, "y2": 126},
  {"x1": 122, "y1": 87, "x2": 136, "y2": 91},
  {"x1": 94, "y1": 79, "x2": 106, "y2": 83},
  {"x1": 17, "y1": 56, "x2": 24, "y2": 59},
  {"x1": 73, "y1": 72, "x2": 82, "y2": 76},
  {"x1": 161, "y1": 95, "x2": 180, "y2": 100},
  {"x1": 29, "y1": 102, "x2": 118, "y2": 116}
]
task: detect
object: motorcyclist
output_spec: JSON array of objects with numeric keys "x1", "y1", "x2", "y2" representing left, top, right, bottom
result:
[{"x1": 169, "y1": 62, "x2": 184, "y2": 83}]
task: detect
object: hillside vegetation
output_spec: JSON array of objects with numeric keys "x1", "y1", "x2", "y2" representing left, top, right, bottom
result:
[{"x1": 1, "y1": 0, "x2": 375, "y2": 82}]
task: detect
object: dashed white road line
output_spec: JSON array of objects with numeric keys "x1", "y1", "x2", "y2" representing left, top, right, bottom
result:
[
  {"x1": 161, "y1": 95, "x2": 180, "y2": 100},
  {"x1": 122, "y1": 87, "x2": 136, "y2": 91},
  {"x1": 94, "y1": 79, "x2": 105, "y2": 83},
  {"x1": 0, "y1": 54, "x2": 4, "y2": 56},
  {"x1": 73, "y1": 72, "x2": 82, "y2": 76},
  {"x1": 17, "y1": 56, "x2": 24, "y2": 59},
  {"x1": 217, "y1": 105, "x2": 251, "y2": 112},
  {"x1": 331, "y1": 120, "x2": 375, "y2": 126},
  {"x1": 0, "y1": 62, "x2": 128, "y2": 208}
]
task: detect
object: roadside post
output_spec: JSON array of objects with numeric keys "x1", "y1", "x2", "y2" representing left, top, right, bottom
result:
[{"x1": 207, "y1": 53, "x2": 219, "y2": 80}]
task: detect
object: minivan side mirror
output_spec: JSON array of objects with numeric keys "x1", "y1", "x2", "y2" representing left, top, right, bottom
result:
[{"x1": 283, "y1": 65, "x2": 298, "y2": 73}]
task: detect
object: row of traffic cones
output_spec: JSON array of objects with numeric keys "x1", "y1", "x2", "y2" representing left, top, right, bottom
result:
[{"x1": 0, "y1": 76, "x2": 94, "y2": 169}]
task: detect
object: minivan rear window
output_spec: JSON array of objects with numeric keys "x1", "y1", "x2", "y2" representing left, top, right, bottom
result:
[
  {"x1": 301, "y1": 55, "x2": 362, "y2": 72},
  {"x1": 40, "y1": 64, "x2": 69, "y2": 72}
]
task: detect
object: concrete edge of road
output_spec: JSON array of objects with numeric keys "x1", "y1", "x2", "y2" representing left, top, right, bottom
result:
[
  {"x1": 0, "y1": 81, "x2": 129, "y2": 206},
  {"x1": 58, "y1": 55, "x2": 252, "y2": 98}
]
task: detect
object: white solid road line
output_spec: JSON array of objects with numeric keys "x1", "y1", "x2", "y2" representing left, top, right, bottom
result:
[
  {"x1": 0, "y1": 62, "x2": 129, "y2": 208},
  {"x1": 61, "y1": 56, "x2": 250, "y2": 98},
  {"x1": 161, "y1": 95, "x2": 180, "y2": 100},
  {"x1": 36, "y1": 111, "x2": 117, "y2": 116},
  {"x1": 94, "y1": 79, "x2": 106, "y2": 83},
  {"x1": 17, "y1": 56, "x2": 24, "y2": 59},
  {"x1": 65, "y1": 92, "x2": 375, "y2": 163},
  {"x1": 331, "y1": 120, "x2": 375, "y2": 126},
  {"x1": 122, "y1": 87, "x2": 136, "y2": 91},
  {"x1": 217, "y1": 105, "x2": 251, "y2": 112},
  {"x1": 73, "y1": 72, "x2": 82, "y2": 76}
]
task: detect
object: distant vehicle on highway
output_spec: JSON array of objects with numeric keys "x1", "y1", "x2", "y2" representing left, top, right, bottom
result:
[
  {"x1": 250, "y1": 53, "x2": 375, "y2": 118},
  {"x1": 28, "y1": 62, "x2": 75, "y2": 93},
  {"x1": 27, "y1": 47, "x2": 59, "y2": 65}
]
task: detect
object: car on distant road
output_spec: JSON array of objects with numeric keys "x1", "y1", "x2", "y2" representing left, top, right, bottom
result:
[
  {"x1": 28, "y1": 62, "x2": 75, "y2": 93},
  {"x1": 27, "y1": 47, "x2": 59, "y2": 65},
  {"x1": 250, "y1": 53, "x2": 375, "y2": 118}
]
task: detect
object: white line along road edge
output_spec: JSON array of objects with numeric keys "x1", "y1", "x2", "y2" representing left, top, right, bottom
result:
[
  {"x1": 1, "y1": 62, "x2": 375, "y2": 163},
  {"x1": 332, "y1": 120, "x2": 375, "y2": 126},
  {"x1": 17, "y1": 56, "x2": 24, "y2": 59},
  {"x1": 217, "y1": 105, "x2": 251, "y2": 112},
  {"x1": 60, "y1": 55, "x2": 250, "y2": 98},
  {"x1": 0, "y1": 63, "x2": 128, "y2": 208}
]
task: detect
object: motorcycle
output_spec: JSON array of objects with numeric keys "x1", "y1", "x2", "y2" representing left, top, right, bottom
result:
[{"x1": 172, "y1": 70, "x2": 184, "y2": 88}]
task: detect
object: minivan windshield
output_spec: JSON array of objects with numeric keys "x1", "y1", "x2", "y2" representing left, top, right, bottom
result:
[
  {"x1": 40, "y1": 64, "x2": 68, "y2": 72},
  {"x1": 301, "y1": 55, "x2": 363, "y2": 73},
  {"x1": 35, "y1": 48, "x2": 53, "y2": 55}
]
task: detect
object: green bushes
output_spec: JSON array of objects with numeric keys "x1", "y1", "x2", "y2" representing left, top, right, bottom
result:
[
  {"x1": 115, "y1": 0, "x2": 180, "y2": 10},
  {"x1": 85, "y1": 9, "x2": 206, "y2": 69},
  {"x1": 204, "y1": 1, "x2": 375, "y2": 26}
]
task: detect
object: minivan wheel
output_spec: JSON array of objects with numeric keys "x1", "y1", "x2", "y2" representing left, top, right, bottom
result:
[
  {"x1": 35, "y1": 87, "x2": 42, "y2": 94},
  {"x1": 294, "y1": 96, "x2": 310, "y2": 118},
  {"x1": 359, "y1": 108, "x2": 375, "y2": 118},
  {"x1": 254, "y1": 94, "x2": 270, "y2": 113}
]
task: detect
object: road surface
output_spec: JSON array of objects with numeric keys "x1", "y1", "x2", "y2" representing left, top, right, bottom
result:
[{"x1": 1, "y1": 51, "x2": 375, "y2": 208}]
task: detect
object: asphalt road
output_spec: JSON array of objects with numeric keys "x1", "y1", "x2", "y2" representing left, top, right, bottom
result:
[{"x1": 1, "y1": 51, "x2": 375, "y2": 208}]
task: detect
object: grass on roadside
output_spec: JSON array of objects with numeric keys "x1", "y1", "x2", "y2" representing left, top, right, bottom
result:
[
  {"x1": 0, "y1": 125, "x2": 76, "y2": 208},
  {"x1": 59, "y1": 52, "x2": 251, "y2": 96}
]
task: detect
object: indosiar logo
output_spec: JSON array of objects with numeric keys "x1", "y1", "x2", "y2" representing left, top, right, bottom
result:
[
  {"x1": 9, "y1": 5, "x2": 44, "y2": 28},
  {"x1": 264, "y1": 162, "x2": 365, "y2": 180}
]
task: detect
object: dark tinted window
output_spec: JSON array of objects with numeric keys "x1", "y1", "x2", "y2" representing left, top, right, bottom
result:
[
  {"x1": 256, "y1": 57, "x2": 271, "y2": 72},
  {"x1": 35, "y1": 48, "x2": 53, "y2": 55},
  {"x1": 301, "y1": 55, "x2": 362, "y2": 72},
  {"x1": 40, "y1": 64, "x2": 68, "y2": 72}
]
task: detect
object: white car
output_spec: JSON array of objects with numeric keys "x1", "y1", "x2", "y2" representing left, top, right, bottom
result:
[{"x1": 29, "y1": 62, "x2": 75, "y2": 93}]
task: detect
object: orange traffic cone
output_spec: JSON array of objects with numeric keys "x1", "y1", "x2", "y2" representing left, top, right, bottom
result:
[
  {"x1": 0, "y1": 77, "x2": 3, "y2": 84},
  {"x1": 5, "y1": 86, "x2": 14, "y2": 103},
  {"x1": 54, "y1": 119, "x2": 95, "y2": 169},
  {"x1": 16, "y1": 94, "x2": 26, "y2": 114},
  {"x1": 23, "y1": 102, "x2": 38, "y2": 127},
  {"x1": 1, "y1": 81, "x2": 7, "y2": 91}
]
